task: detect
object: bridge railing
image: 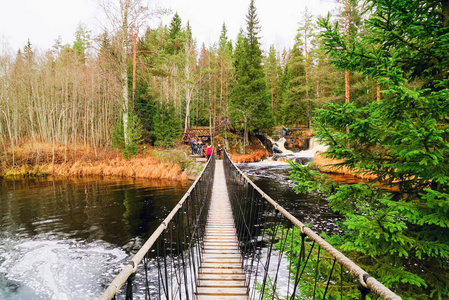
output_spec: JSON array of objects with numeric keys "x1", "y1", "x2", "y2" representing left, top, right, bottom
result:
[
  {"x1": 223, "y1": 150, "x2": 401, "y2": 300},
  {"x1": 98, "y1": 155, "x2": 215, "y2": 300}
]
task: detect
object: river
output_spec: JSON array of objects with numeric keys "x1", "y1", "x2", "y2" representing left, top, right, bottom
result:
[
  {"x1": 0, "y1": 138, "x2": 360, "y2": 299},
  {"x1": 0, "y1": 176, "x2": 190, "y2": 299}
]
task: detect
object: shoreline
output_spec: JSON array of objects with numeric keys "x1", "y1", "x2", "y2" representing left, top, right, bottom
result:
[
  {"x1": 313, "y1": 151, "x2": 377, "y2": 180},
  {"x1": 0, "y1": 142, "x2": 200, "y2": 181}
]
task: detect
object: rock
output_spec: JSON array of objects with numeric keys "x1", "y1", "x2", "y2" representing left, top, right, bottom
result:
[
  {"x1": 272, "y1": 154, "x2": 281, "y2": 161},
  {"x1": 294, "y1": 157, "x2": 313, "y2": 165},
  {"x1": 272, "y1": 145, "x2": 282, "y2": 154}
]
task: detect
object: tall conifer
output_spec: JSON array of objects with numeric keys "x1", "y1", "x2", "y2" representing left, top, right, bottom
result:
[
  {"x1": 230, "y1": 0, "x2": 273, "y2": 134},
  {"x1": 291, "y1": 1, "x2": 449, "y2": 298}
]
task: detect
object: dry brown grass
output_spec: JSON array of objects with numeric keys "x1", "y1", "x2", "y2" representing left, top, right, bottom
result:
[
  {"x1": 314, "y1": 151, "x2": 377, "y2": 180},
  {"x1": 1, "y1": 140, "x2": 187, "y2": 181},
  {"x1": 231, "y1": 150, "x2": 270, "y2": 163}
]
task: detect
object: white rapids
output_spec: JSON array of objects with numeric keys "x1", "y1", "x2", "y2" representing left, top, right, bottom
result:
[
  {"x1": 0, "y1": 234, "x2": 127, "y2": 300},
  {"x1": 267, "y1": 136, "x2": 329, "y2": 164}
]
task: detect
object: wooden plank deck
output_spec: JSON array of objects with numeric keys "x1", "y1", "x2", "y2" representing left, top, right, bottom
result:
[{"x1": 196, "y1": 160, "x2": 249, "y2": 300}]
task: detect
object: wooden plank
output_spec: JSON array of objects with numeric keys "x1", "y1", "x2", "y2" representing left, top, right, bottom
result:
[
  {"x1": 197, "y1": 295, "x2": 248, "y2": 300},
  {"x1": 203, "y1": 245, "x2": 240, "y2": 251},
  {"x1": 202, "y1": 254, "x2": 241, "y2": 259},
  {"x1": 200, "y1": 268, "x2": 244, "y2": 274},
  {"x1": 201, "y1": 262, "x2": 242, "y2": 269},
  {"x1": 198, "y1": 274, "x2": 246, "y2": 281},
  {"x1": 201, "y1": 258, "x2": 242, "y2": 264},
  {"x1": 198, "y1": 280, "x2": 246, "y2": 287},
  {"x1": 196, "y1": 287, "x2": 248, "y2": 295},
  {"x1": 203, "y1": 248, "x2": 240, "y2": 255},
  {"x1": 203, "y1": 238, "x2": 238, "y2": 243},
  {"x1": 197, "y1": 160, "x2": 248, "y2": 299}
]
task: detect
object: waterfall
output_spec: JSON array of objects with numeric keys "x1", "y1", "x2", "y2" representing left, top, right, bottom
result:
[
  {"x1": 269, "y1": 137, "x2": 293, "y2": 154},
  {"x1": 267, "y1": 136, "x2": 329, "y2": 165}
]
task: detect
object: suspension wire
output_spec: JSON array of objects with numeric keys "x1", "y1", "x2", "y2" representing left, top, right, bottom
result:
[
  {"x1": 291, "y1": 232, "x2": 315, "y2": 299},
  {"x1": 143, "y1": 255, "x2": 149, "y2": 300},
  {"x1": 323, "y1": 258, "x2": 338, "y2": 299},
  {"x1": 287, "y1": 226, "x2": 295, "y2": 299},
  {"x1": 222, "y1": 149, "x2": 401, "y2": 300},
  {"x1": 177, "y1": 209, "x2": 188, "y2": 300},
  {"x1": 156, "y1": 236, "x2": 162, "y2": 300},
  {"x1": 313, "y1": 245, "x2": 321, "y2": 300},
  {"x1": 99, "y1": 155, "x2": 215, "y2": 300},
  {"x1": 125, "y1": 272, "x2": 135, "y2": 300},
  {"x1": 170, "y1": 223, "x2": 176, "y2": 299},
  {"x1": 163, "y1": 230, "x2": 169, "y2": 299},
  {"x1": 250, "y1": 193, "x2": 265, "y2": 300},
  {"x1": 260, "y1": 209, "x2": 281, "y2": 297},
  {"x1": 271, "y1": 225, "x2": 290, "y2": 300},
  {"x1": 289, "y1": 233, "x2": 306, "y2": 300},
  {"x1": 185, "y1": 196, "x2": 196, "y2": 298},
  {"x1": 341, "y1": 262, "x2": 343, "y2": 300}
]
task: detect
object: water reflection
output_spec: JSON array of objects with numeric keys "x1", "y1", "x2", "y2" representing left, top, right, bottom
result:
[
  {"x1": 0, "y1": 176, "x2": 190, "y2": 248},
  {"x1": 0, "y1": 176, "x2": 190, "y2": 299}
]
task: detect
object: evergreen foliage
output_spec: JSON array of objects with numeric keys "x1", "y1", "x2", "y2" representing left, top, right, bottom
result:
[
  {"x1": 264, "y1": 45, "x2": 282, "y2": 123},
  {"x1": 289, "y1": 1, "x2": 449, "y2": 298},
  {"x1": 229, "y1": 0, "x2": 274, "y2": 133},
  {"x1": 152, "y1": 102, "x2": 182, "y2": 148},
  {"x1": 112, "y1": 114, "x2": 144, "y2": 158},
  {"x1": 282, "y1": 41, "x2": 307, "y2": 127},
  {"x1": 167, "y1": 13, "x2": 184, "y2": 55}
]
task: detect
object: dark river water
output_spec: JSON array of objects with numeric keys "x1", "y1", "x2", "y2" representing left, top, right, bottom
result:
[
  {"x1": 0, "y1": 150, "x2": 361, "y2": 299},
  {"x1": 0, "y1": 176, "x2": 190, "y2": 299},
  {"x1": 236, "y1": 161, "x2": 362, "y2": 235}
]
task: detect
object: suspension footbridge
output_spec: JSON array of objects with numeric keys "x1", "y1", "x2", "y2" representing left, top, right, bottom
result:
[{"x1": 98, "y1": 151, "x2": 402, "y2": 300}]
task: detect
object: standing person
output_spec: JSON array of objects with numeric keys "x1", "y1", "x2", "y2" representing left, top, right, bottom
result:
[
  {"x1": 197, "y1": 139, "x2": 202, "y2": 155},
  {"x1": 216, "y1": 144, "x2": 222, "y2": 159},
  {"x1": 190, "y1": 138, "x2": 195, "y2": 155},
  {"x1": 206, "y1": 144, "x2": 213, "y2": 160},
  {"x1": 282, "y1": 125, "x2": 288, "y2": 136}
]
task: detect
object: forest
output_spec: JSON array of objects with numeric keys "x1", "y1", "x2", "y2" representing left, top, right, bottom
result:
[
  {"x1": 1, "y1": 0, "x2": 449, "y2": 298},
  {"x1": 0, "y1": 0, "x2": 376, "y2": 168}
]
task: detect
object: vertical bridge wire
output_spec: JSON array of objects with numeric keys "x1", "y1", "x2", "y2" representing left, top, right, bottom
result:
[
  {"x1": 222, "y1": 149, "x2": 401, "y2": 300},
  {"x1": 98, "y1": 155, "x2": 215, "y2": 300}
]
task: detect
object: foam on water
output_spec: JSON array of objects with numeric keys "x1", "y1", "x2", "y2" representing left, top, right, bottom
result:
[
  {"x1": 267, "y1": 136, "x2": 329, "y2": 162},
  {"x1": 0, "y1": 234, "x2": 128, "y2": 299}
]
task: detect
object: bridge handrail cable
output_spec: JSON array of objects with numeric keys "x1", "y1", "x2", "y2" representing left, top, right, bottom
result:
[
  {"x1": 98, "y1": 155, "x2": 215, "y2": 300},
  {"x1": 223, "y1": 149, "x2": 401, "y2": 300}
]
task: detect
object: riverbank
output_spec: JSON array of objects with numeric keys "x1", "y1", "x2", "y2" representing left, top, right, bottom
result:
[
  {"x1": 0, "y1": 142, "x2": 202, "y2": 181},
  {"x1": 229, "y1": 150, "x2": 271, "y2": 163},
  {"x1": 313, "y1": 151, "x2": 377, "y2": 180}
]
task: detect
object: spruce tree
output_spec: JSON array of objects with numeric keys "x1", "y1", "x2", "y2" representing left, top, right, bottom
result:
[
  {"x1": 217, "y1": 23, "x2": 233, "y2": 118},
  {"x1": 291, "y1": 1, "x2": 449, "y2": 298},
  {"x1": 229, "y1": 0, "x2": 273, "y2": 134},
  {"x1": 283, "y1": 37, "x2": 307, "y2": 127},
  {"x1": 264, "y1": 45, "x2": 281, "y2": 121},
  {"x1": 167, "y1": 13, "x2": 183, "y2": 55}
]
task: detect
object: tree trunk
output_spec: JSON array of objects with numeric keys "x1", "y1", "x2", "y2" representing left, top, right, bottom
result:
[{"x1": 121, "y1": 0, "x2": 130, "y2": 145}]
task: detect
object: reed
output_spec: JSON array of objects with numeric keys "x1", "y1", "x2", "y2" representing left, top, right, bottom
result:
[
  {"x1": 230, "y1": 150, "x2": 270, "y2": 163},
  {"x1": 0, "y1": 141, "x2": 191, "y2": 181}
]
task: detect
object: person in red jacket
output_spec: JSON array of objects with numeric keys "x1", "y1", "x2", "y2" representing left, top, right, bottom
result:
[{"x1": 206, "y1": 144, "x2": 213, "y2": 160}]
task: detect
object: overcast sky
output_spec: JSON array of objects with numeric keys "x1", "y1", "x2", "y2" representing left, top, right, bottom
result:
[{"x1": 0, "y1": 0, "x2": 339, "y2": 53}]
